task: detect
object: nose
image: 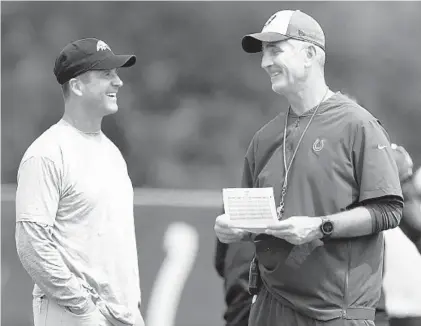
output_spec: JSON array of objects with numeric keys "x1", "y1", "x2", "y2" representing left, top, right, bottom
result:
[
  {"x1": 112, "y1": 73, "x2": 123, "y2": 88},
  {"x1": 261, "y1": 51, "x2": 273, "y2": 70}
]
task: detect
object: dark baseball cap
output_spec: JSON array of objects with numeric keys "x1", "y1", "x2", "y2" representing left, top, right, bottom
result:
[
  {"x1": 54, "y1": 38, "x2": 136, "y2": 85},
  {"x1": 242, "y1": 10, "x2": 325, "y2": 53}
]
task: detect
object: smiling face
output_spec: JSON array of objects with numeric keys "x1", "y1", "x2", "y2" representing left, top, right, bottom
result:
[
  {"x1": 261, "y1": 39, "x2": 311, "y2": 95},
  {"x1": 78, "y1": 69, "x2": 124, "y2": 116}
]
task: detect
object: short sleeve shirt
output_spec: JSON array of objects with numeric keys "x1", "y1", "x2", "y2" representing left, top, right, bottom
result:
[{"x1": 243, "y1": 93, "x2": 402, "y2": 320}]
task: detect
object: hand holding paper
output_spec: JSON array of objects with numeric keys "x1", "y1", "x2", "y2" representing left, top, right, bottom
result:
[
  {"x1": 222, "y1": 187, "x2": 279, "y2": 232},
  {"x1": 214, "y1": 213, "x2": 251, "y2": 243},
  {"x1": 265, "y1": 216, "x2": 323, "y2": 245}
]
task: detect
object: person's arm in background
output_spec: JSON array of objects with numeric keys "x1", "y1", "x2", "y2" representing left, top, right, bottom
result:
[
  {"x1": 214, "y1": 140, "x2": 256, "y2": 276},
  {"x1": 390, "y1": 144, "x2": 421, "y2": 253},
  {"x1": 214, "y1": 140, "x2": 256, "y2": 325},
  {"x1": 400, "y1": 200, "x2": 421, "y2": 253},
  {"x1": 15, "y1": 156, "x2": 95, "y2": 314},
  {"x1": 215, "y1": 236, "x2": 228, "y2": 278}
]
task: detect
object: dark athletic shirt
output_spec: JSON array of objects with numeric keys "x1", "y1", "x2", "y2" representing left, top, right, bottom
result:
[{"x1": 243, "y1": 92, "x2": 402, "y2": 320}]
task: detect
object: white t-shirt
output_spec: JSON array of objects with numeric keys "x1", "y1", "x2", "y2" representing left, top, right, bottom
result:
[
  {"x1": 383, "y1": 227, "x2": 421, "y2": 317},
  {"x1": 16, "y1": 119, "x2": 141, "y2": 325}
]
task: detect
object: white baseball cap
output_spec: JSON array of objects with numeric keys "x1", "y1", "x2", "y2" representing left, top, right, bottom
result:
[{"x1": 242, "y1": 10, "x2": 325, "y2": 53}]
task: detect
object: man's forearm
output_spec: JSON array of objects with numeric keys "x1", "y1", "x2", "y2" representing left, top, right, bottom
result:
[
  {"x1": 16, "y1": 221, "x2": 93, "y2": 312},
  {"x1": 327, "y1": 206, "x2": 373, "y2": 238},
  {"x1": 325, "y1": 198, "x2": 403, "y2": 239}
]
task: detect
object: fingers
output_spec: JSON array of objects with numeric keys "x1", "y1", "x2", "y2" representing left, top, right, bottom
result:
[
  {"x1": 217, "y1": 233, "x2": 245, "y2": 244},
  {"x1": 215, "y1": 213, "x2": 232, "y2": 228},
  {"x1": 264, "y1": 220, "x2": 294, "y2": 238},
  {"x1": 265, "y1": 229, "x2": 288, "y2": 237},
  {"x1": 215, "y1": 228, "x2": 247, "y2": 243},
  {"x1": 214, "y1": 214, "x2": 248, "y2": 243},
  {"x1": 265, "y1": 220, "x2": 290, "y2": 231}
]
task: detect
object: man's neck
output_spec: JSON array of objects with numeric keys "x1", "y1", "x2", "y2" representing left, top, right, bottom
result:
[
  {"x1": 286, "y1": 83, "x2": 333, "y2": 116},
  {"x1": 63, "y1": 103, "x2": 102, "y2": 134}
]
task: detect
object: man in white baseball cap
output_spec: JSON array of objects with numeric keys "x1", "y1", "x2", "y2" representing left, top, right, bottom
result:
[{"x1": 215, "y1": 9, "x2": 403, "y2": 326}]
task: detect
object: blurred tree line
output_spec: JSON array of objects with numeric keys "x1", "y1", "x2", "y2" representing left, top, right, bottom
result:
[{"x1": 2, "y1": 1, "x2": 421, "y2": 189}]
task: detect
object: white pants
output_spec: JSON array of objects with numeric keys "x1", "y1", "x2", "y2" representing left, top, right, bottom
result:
[{"x1": 33, "y1": 296, "x2": 145, "y2": 326}]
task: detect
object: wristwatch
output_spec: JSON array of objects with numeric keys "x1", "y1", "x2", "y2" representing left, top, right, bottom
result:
[{"x1": 320, "y1": 217, "x2": 334, "y2": 239}]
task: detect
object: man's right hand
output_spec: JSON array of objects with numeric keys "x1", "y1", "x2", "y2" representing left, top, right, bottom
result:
[
  {"x1": 66, "y1": 297, "x2": 96, "y2": 315},
  {"x1": 214, "y1": 214, "x2": 250, "y2": 243}
]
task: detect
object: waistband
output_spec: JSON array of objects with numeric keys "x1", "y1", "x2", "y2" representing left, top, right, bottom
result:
[
  {"x1": 261, "y1": 282, "x2": 375, "y2": 321},
  {"x1": 344, "y1": 307, "x2": 375, "y2": 320}
]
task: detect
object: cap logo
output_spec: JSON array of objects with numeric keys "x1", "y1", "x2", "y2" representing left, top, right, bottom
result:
[
  {"x1": 96, "y1": 40, "x2": 111, "y2": 52},
  {"x1": 298, "y1": 29, "x2": 306, "y2": 37},
  {"x1": 264, "y1": 13, "x2": 277, "y2": 28}
]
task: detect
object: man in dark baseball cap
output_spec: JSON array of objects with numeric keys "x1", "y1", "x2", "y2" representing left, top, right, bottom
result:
[
  {"x1": 52, "y1": 37, "x2": 136, "y2": 118},
  {"x1": 16, "y1": 37, "x2": 145, "y2": 326},
  {"x1": 54, "y1": 37, "x2": 136, "y2": 85}
]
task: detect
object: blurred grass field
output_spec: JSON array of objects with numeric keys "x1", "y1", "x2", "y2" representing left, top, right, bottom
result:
[{"x1": 1, "y1": 185, "x2": 225, "y2": 326}]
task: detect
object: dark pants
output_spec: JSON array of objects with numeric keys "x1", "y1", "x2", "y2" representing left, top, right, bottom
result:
[
  {"x1": 249, "y1": 287, "x2": 375, "y2": 326},
  {"x1": 225, "y1": 300, "x2": 252, "y2": 326},
  {"x1": 224, "y1": 286, "x2": 253, "y2": 326},
  {"x1": 375, "y1": 309, "x2": 389, "y2": 326}
]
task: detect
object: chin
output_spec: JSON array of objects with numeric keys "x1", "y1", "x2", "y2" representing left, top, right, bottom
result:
[
  {"x1": 104, "y1": 105, "x2": 119, "y2": 116},
  {"x1": 271, "y1": 82, "x2": 288, "y2": 95}
]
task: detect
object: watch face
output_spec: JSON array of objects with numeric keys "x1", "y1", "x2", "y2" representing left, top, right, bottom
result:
[{"x1": 322, "y1": 221, "x2": 333, "y2": 234}]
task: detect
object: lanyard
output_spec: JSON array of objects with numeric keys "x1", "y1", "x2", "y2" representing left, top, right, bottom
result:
[{"x1": 276, "y1": 89, "x2": 329, "y2": 219}]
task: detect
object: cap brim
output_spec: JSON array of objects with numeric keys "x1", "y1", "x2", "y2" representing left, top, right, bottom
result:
[
  {"x1": 242, "y1": 32, "x2": 289, "y2": 53},
  {"x1": 94, "y1": 54, "x2": 137, "y2": 70}
]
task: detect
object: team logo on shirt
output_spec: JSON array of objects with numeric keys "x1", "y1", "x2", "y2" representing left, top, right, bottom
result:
[{"x1": 312, "y1": 138, "x2": 325, "y2": 152}]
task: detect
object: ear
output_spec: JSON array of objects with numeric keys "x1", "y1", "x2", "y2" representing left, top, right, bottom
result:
[
  {"x1": 69, "y1": 78, "x2": 83, "y2": 97},
  {"x1": 304, "y1": 45, "x2": 317, "y2": 67}
]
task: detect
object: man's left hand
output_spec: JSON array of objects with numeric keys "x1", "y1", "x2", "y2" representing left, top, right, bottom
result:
[{"x1": 265, "y1": 216, "x2": 323, "y2": 245}]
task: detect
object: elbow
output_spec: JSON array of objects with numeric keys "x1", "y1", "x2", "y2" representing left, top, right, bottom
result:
[
  {"x1": 368, "y1": 199, "x2": 403, "y2": 233},
  {"x1": 15, "y1": 232, "x2": 31, "y2": 269},
  {"x1": 15, "y1": 229, "x2": 26, "y2": 260},
  {"x1": 381, "y1": 204, "x2": 403, "y2": 231},
  {"x1": 388, "y1": 209, "x2": 402, "y2": 230}
]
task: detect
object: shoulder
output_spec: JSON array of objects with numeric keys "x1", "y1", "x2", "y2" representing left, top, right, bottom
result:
[
  {"x1": 19, "y1": 122, "x2": 66, "y2": 168},
  {"x1": 326, "y1": 93, "x2": 388, "y2": 141},
  {"x1": 100, "y1": 133, "x2": 128, "y2": 170},
  {"x1": 101, "y1": 133, "x2": 124, "y2": 155},
  {"x1": 330, "y1": 93, "x2": 378, "y2": 125},
  {"x1": 249, "y1": 113, "x2": 285, "y2": 149}
]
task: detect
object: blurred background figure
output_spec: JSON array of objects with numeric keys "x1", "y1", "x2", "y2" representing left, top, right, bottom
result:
[
  {"x1": 2, "y1": 2, "x2": 421, "y2": 326},
  {"x1": 215, "y1": 238, "x2": 254, "y2": 326},
  {"x1": 381, "y1": 145, "x2": 421, "y2": 326}
]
